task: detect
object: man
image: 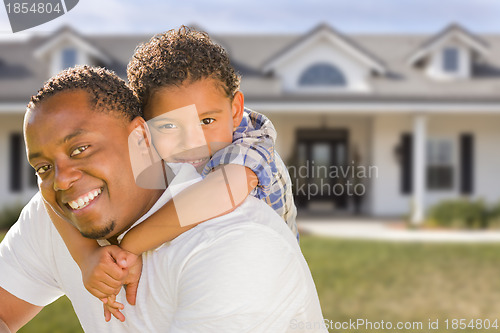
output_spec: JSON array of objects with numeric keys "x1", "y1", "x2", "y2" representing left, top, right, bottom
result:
[{"x1": 0, "y1": 66, "x2": 327, "y2": 332}]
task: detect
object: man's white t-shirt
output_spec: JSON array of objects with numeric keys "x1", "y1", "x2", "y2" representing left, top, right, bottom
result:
[{"x1": 0, "y1": 165, "x2": 327, "y2": 332}]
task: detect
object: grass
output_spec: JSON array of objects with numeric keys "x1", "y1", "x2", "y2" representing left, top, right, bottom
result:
[
  {"x1": 301, "y1": 235, "x2": 500, "y2": 332},
  {"x1": 3, "y1": 230, "x2": 500, "y2": 332}
]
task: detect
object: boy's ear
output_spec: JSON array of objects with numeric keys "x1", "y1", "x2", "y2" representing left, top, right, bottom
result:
[{"x1": 231, "y1": 91, "x2": 244, "y2": 129}]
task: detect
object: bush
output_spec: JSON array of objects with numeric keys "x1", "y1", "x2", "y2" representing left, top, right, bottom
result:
[
  {"x1": 488, "y1": 201, "x2": 500, "y2": 229},
  {"x1": 427, "y1": 199, "x2": 488, "y2": 229},
  {"x1": 0, "y1": 203, "x2": 24, "y2": 231}
]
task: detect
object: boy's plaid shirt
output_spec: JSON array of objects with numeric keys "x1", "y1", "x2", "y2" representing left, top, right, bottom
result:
[{"x1": 201, "y1": 108, "x2": 298, "y2": 240}]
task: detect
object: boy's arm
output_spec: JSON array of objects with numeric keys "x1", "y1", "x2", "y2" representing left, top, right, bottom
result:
[
  {"x1": 120, "y1": 164, "x2": 258, "y2": 255},
  {"x1": 121, "y1": 109, "x2": 277, "y2": 255}
]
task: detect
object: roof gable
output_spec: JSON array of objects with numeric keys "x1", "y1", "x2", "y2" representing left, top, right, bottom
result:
[
  {"x1": 408, "y1": 23, "x2": 489, "y2": 66},
  {"x1": 33, "y1": 25, "x2": 112, "y2": 64},
  {"x1": 263, "y1": 23, "x2": 387, "y2": 75}
]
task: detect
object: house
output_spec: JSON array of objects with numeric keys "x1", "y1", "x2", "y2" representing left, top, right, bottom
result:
[{"x1": 1, "y1": 23, "x2": 500, "y2": 223}]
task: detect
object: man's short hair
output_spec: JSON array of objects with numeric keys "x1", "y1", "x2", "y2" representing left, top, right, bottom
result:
[
  {"x1": 27, "y1": 65, "x2": 141, "y2": 121},
  {"x1": 127, "y1": 26, "x2": 241, "y2": 107}
]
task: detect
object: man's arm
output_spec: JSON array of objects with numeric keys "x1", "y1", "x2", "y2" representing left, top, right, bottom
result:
[{"x1": 0, "y1": 286, "x2": 42, "y2": 332}]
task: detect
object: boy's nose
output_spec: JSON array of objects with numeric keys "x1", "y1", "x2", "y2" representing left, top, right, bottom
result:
[{"x1": 181, "y1": 125, "x2": 207, "y2": 150}]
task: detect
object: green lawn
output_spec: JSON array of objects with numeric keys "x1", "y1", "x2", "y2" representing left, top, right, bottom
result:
[
  {"x1": 3, "y1": 231, "x2": 500, "y2": 332},
  {"x1": 301, "y1": 235, "x2": 500, "y2": 332}
]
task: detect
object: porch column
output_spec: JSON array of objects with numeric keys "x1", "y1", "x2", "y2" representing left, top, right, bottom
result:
[{"x1": 411, "y1": 114, "x2": 427, "y2": 225}]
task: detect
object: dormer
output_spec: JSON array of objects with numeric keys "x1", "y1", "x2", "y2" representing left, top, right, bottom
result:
[
  {"x1": 34, "y1": 26, "x2": 112, "y2": 76},
  {"x1": 408, "y1": 24, "x2": 489, "y2": 81},
  {"x1": 262, "y1": 24, "x2": 387, "y2": 94}
]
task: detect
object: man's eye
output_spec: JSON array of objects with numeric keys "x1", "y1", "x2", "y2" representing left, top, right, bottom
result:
[
  {"x1": 201, "y1": 118, "x2": 215, "y2": 125},
  {"x1": 70, "y1": 145, "x2": 89, "y2": 157},
  {"x1": 36, "y1": 165, "x2": 51, "y2": 175}
]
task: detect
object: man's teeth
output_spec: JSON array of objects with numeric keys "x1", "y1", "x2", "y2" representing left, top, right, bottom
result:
[{"x1": 68, "y1": 189, "x2": 102, "y2": 210}]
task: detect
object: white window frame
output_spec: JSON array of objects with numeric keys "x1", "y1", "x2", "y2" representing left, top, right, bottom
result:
[{"x1": 442, "y1": 47, "x2": 459, "y2": 73}]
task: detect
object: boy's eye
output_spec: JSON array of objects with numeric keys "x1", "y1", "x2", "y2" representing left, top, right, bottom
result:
[
  {"x1": 70, "y1": 145, "x2": 89, "y2": 157},
  {"x1": 157, "y1": 123, "x2": 177, "y2": 130},
  {"x1": 201, "y1": 118, "x2": 215, "y2": 125},
  {"x1": 36, "y1": 165, "x2": 51, "y2": 175}
]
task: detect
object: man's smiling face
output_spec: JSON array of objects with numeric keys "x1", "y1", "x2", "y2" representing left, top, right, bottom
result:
[{"x1": 25, "y1": 90, "x2": 160, "y2": 239}]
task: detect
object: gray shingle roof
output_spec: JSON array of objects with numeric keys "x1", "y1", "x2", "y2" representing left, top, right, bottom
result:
[{"x1": 2, "y1": 23, "x2": 500, "y2": 105}]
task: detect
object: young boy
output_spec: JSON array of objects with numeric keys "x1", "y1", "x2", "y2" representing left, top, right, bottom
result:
[{"x1": 48, "y1": 26, "x2": 298, "y2": 321}]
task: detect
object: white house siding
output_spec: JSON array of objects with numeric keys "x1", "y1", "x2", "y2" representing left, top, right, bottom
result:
[
  {"x1": 371, "y1": 114, "x2": 412, "y2": 216},
  {"x1": 371, "y1": 113, "x2": 500, "y2": 217},
  {"x1": 0, "y1": 112, "x2": 38, "y2": 210}
]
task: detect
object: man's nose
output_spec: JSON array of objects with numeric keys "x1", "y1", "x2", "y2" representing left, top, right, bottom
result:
[
  {"x1": 180, "y1": 125, "x2": 207, "y2": 150},
  {"x1": 53, "y1": 161, "x2": 82, "y2": 191}
]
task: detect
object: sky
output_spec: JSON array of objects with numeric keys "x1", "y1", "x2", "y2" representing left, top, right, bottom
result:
[{"x1": 1, "y1": 0, "x2": 500, "y2": 39}]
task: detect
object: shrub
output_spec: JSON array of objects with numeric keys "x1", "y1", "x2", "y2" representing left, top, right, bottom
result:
[
  {"x1": 0, "y1": 203, "x2": 24, "y2": 231},
  {"x1": 488, "y1": 201, "x2": 500, "y2": 229},
  {"x1": 427, "y1": 199, "x2": 488, "y2": 229}
]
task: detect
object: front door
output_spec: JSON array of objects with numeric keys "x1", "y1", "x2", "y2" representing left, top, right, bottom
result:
[{"x1": 292, "y1": 129, "x2": 349, "y2": 209}]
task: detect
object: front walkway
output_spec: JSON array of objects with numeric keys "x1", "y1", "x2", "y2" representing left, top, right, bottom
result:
[{"x1": 298, "y1": 218, "x2": 500, "y2": 243}]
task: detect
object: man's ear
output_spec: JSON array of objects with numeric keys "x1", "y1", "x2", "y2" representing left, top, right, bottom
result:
[
  {"x1": 130, "y1": 117, "x2": 152, "y2": 148},
  {"x1": 231, "y1": 91, "x2": 244, "y2": 129}
]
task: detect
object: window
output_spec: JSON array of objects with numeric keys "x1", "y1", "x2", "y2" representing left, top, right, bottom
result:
[
  {"x1": 443, "y1": 47, "x2": 459, "y2": 73},
  {"x1": 61, "y1": 48, "x2": 77, "y2": 69},
  {"x1": 427, "y1": 139, "x2": 454, "y2": 190},
  {"x1": 299, "y1": 63, "x2": 346, "y2": 86}
]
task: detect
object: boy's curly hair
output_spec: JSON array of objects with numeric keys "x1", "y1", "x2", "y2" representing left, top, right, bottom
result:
[
  {"x1": 127, "y1": 26, "x2": 241, "y2": 107},
  {"x1": 27, "y1": 65, "x2": 141, "y2": 121}
]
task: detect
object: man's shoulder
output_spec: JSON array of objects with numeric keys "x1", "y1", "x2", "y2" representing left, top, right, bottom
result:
[
  {"x1": 21, "y1": 192, "x2": 50, "y2": 221},
  {"x1": 171, "y1": 197, "x2": 297, "y2": 252},
  {"x1": 6, "y1": 192, "x2": 53, "y2": 238}
]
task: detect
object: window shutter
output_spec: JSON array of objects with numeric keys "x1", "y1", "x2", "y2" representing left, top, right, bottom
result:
[
  {"x1": 460, "y1": 133, "x2": 474, "y2": 195},
  {"x1": 401, "y1": 133, "x2": 413, "y2": 194},
  {"x1": 9, "y1": 133, "x2": 22, "y2": 192}
]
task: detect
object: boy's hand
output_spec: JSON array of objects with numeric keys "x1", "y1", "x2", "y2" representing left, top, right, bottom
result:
[
  {"x1": 101, "y1": 251, "x2": 142, "y2": 322},
  {"x1": 121, "y1": 253, "x2": 143, "y2": 306},
  {"x1": 80, "y1": 245, "x2": 128, "y2": 300},
  {"x1": 103, "y1": 294, "x2": 125, "y2": 322},
  {"x1": 100, "y1": 250, "x2": 143, "y2": 322}
]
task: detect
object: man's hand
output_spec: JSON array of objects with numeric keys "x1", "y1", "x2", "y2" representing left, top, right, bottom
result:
[{"x1": 0, "y1": 319, "x2": 11, "y2": 333}]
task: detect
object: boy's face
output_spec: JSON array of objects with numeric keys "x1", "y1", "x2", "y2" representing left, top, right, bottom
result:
[
  {"x1": 144, "y1": 78, "x2": 244, "y2": 173},
  {"x1": 25, "y1": 90, "x2": 161, "y2": 239}
]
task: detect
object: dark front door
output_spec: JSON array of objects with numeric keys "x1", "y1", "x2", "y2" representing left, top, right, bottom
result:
[{"x1": 292, "y1": 129, "x2": 349, "y2": 209}]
